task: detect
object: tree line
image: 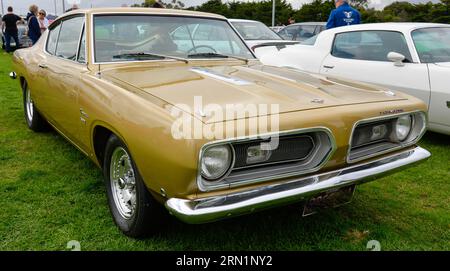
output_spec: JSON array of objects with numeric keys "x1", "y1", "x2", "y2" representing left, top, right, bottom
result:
[{"x1": 133, "y1": 0, "x2": 450, "y2": 26}]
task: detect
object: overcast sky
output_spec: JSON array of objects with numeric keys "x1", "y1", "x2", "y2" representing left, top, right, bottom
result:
[{"x1": 0, "y1": 0, "x2": 440, "y2": 16}]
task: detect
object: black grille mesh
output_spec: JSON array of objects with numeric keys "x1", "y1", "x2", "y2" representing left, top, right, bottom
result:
[{"x1": 232, "y1": 135, "x2": 315, "y2": 169}]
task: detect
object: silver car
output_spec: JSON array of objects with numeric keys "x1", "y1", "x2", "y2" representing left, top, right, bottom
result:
[{"x1": 2, "y1": 23, "x2": 32, "y2": 50}]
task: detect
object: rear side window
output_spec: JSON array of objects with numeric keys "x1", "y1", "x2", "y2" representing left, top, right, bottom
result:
[
  {"x1": 46, "y1": 22, "x2": 61, "y2": 55},
  {"x1": 278, "y1": 26, "x2": 298, "y2": 40},
  {"x1": 331, "y1": 31, "x2": 413, "y2": 62},
  {"x1": 56, "y1": 16, "x2": 85, "y2": 60},
  {"x1": 296, "y1": 25, "x2": 316, "y2": 41}
]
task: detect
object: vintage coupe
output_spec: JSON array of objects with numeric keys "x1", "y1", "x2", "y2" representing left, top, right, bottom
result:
[
  {"x1": 11, "y1": 8, "x2": 430, "y2": 237},
  {"x1": 258, "y1": 23, "x2": 450, "y2": 135}
]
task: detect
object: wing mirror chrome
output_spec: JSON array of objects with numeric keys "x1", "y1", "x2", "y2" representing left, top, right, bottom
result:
[{"x1": 387, "y1": 52, "x2": 406, "y2": 67}]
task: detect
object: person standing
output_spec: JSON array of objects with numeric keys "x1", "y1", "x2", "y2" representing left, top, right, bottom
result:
[
  {"x1": 27, "y1": 5, "x2": 41, "y2": 45},
  {"x1": 1, "y1": 6, "x2": 24, "y2": 52},
  {"x1": 38, "y1": 10, "x2": 49, "y2": 34},
  {"x1": 326, "y1": 0, "x2": 361, "y2": 29},
  {"x1": 65, "y1": 4, "x2": 79, "y2": 12}
]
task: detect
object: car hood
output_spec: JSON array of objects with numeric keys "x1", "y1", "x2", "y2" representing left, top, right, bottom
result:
[{"x1": 102, "y1": 63, "x2": 408, "y2": 123}]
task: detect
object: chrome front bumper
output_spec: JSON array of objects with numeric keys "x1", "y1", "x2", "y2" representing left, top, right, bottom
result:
[{"x1": 165, "y1": 147, "x2": 430, "y2": 224}]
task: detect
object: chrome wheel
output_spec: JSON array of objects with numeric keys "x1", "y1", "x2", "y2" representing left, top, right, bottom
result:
[
  {"x1": 25, "y1": 87, "x2": 34, "y2": 122},
  {"x1": 110, "y1": 147, "x2": 137, "y2": 219}
]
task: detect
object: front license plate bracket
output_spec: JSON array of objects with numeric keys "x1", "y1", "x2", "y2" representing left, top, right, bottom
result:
[{"x1": 302, "y1": 185, "x2": 356, "y2": 216}]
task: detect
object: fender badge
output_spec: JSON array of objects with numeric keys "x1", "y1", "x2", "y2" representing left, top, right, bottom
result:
[
  {"x1": 311, "y1": 98, "x2": 325, "y2": 104},
  {"x1": 380, "y1": 109, "x2": 404, "y2": 115}
]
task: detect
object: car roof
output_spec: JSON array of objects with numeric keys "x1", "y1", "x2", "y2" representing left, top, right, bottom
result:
[
  {"x1": 60, "y1": 7, "x2": 226, "y2": 20},
  {"x1": 288, "y1": 22, "x2": 326, "y2": 26},
  {"x1": 327, "y1": 22, "x2": 449, "y2": 33}
]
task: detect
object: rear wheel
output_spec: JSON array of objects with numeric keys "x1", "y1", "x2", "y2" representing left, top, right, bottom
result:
[
  {"x1": 22, "y1": 81, "x2": 47, "y2": 132},
  {"x1": 103, "y1": 134, "x2": 166, "y2": 237}
]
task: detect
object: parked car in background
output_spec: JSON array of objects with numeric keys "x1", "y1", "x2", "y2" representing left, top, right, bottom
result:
[
  {"x1": 1, "y1": 22, "x2": 32, "y2": 50},
  {"x1": 229, "y1": 19, "x2": 297, "y2": 50},
  {"x1": 46, "y1": 14, "x2": 58, "y2": 25},
  {"x1": 259, "y1": 23, "x2": 450, "y2": 135},
  {"x1": 278, "y1": 22, "x2": 326, "y2": 41},
  {"x1": 269, "y1": 25, "x2": 285, "y2": 33},
  {"x1": 11, "y1": 9, "x2": 430, "y2": 237}
]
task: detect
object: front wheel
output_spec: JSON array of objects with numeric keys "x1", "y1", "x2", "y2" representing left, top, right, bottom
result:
[
  {"x1": 103, "y1": 134, "x2": 166, "y2": 237},
  {"x1": 22, "y1": 81, "x2": 47, "y2": 132}
]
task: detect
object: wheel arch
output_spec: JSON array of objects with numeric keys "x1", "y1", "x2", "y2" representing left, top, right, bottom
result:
[{"x1": 19, "y1": 76, "x2": 26, "y2": 89}]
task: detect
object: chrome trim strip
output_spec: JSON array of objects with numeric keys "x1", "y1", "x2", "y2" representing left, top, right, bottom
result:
[
  {"x1": 167, "y1": 146, "x2": 430, "y2": 224},
  {"x1": 347, "y1": 110, "x2": 427, "y2": 164},
  {"x1": 196, "y1": 127, "x2": 337, "y2": 192}
]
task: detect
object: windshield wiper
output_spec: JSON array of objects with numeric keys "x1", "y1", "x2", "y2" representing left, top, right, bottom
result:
[
  {"x1": 112, "y1": 52, "x2": 189, "y2": 63},
  {"x1": 187, "y1": 52, "x2": 249, "y2": 64}
]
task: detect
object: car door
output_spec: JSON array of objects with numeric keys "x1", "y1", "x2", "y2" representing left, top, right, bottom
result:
[
  {"x1": 319, "y1": 30, "x2": 430, "y2": 104},
  {"x1": 426, "y1": 63, "x2": 450, "y2": 133},
  {"x1": 411, "y1": 27, "x2": 450, "y2": 134},
  {"x1": 39, "y1": 15, "x2": 87, "y2": 148}
]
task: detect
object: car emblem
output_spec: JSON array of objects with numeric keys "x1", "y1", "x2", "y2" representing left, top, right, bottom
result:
[{"x1": 311, "y1": 98, "x2": 325, "y2": 104}]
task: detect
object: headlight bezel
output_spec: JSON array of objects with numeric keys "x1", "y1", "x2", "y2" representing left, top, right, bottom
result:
[
  {"x1": 200, "y1": 144, "x2": 235, "y2": 181},
  {"x1": 394, "y1": 114, "x2": 413, "y2": 142},
  {"x1": 347, "y1": 110, "x2": 427, "y2": 163}
]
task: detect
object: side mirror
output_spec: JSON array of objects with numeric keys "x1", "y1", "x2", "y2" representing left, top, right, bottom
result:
[
  {"x1": 9, "y1": 72, "x2": 17, "y2": 80},
  {"x1": 387, "y1": 52, "x2": 406, "y2": 67}
]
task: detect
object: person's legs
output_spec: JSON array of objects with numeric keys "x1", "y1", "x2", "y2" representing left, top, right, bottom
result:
[
  {"x1": 5, "y1": 32, "x2": 12, "y2": 52},
  {"x1": 12, "y1": 33, "x2": 20, "y2": 49}
]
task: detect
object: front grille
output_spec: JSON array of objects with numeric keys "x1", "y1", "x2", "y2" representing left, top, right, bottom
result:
[
  {"x1": 347, "y1": 111, "x2": 427, "y2": 163},
  {"x1": 232, "y1": 135, "x2": 315, "y2": 169},
  {"x1": 198, "y1": 128, "x2": 335, "y2": 191}
]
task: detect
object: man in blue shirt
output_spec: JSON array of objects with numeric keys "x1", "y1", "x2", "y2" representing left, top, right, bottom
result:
[{"x1": 326, "y1": 0, "x2": 361, "y2": 29}]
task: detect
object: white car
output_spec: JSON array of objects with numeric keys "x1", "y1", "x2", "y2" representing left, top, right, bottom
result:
[
  {"x1": 259, "y1": 23, "x2": 450, "y2": 135},
  {"x1": 229, "y1": 19, "x2": 298, "y2": 50}
]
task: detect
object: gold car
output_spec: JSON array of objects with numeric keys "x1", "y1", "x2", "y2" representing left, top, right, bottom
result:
[{"x1": 11, "y1": 8, "x2": 430, "y2": 237}]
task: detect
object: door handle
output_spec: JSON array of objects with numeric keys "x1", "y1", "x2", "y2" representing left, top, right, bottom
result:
[
  {"x1": 38, "y1": 63, "x2": 48, "y2": 69},
  {"x1": 323, "y1": 65, "x2": 334, "y2": 69}
]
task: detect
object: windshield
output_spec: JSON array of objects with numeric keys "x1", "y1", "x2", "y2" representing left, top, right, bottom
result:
[
  {"x1": 231, "y1": 21, "x2": 282, "y2": 41},
  {"x1": 411, "y1": 27, "x2": 450, "y2": 63},
  {"x1": 93, "y1": 15, "x2": 255, "y2": 63}
]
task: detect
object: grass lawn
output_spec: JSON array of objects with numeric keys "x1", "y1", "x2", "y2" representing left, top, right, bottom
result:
[{"x1": 0, "y1": 52, "x2": 449, "y2": 251}]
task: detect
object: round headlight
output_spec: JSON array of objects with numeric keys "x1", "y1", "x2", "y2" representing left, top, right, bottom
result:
[
  {"x1": 201, "y1": 145, "x2": 233, "y2": 181},
  {"x1": 395, "y1": 115, "x2": 412, "y2": 141}
]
